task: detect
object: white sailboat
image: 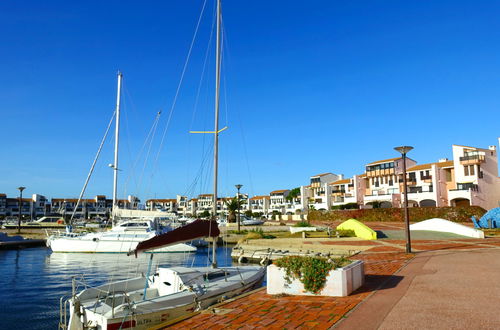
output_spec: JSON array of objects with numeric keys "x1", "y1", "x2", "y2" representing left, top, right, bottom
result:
[
  {"x1": 47, "y1": 73, "x2": 195, "y2": 254},
  {"x1": 62, "y1": 1, "x2": 266, "y2": 328}
]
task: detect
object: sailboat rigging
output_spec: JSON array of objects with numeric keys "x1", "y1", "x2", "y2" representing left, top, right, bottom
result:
[
  {"x1": 46, "y1": 73, "x2": 196, "y2": 254},
  {"x1": 61, "y1": 1, "x2": 266, "y2": 328}
]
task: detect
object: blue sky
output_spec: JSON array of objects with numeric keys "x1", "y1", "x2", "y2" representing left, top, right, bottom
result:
[{"x1": 1, "y1": 0, "x2": 499, "y2": 201}]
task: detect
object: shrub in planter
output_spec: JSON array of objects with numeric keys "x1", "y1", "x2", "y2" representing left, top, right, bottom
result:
[{"x1": 273, "y1": 256, "x2": 351, "y2": 294}]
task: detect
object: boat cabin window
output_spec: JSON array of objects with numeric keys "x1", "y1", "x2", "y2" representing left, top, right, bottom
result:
[{"x1": 120, "y1": 222, "x2": 149, "y2": 227}]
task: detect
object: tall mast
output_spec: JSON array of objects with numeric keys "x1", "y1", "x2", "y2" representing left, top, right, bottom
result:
[
  {"x1": 211, "y1": 0, "x2": 222, "y2": 268},
  {"x1": 112, "y1": 71, "x2": 123, "y2": 223}
]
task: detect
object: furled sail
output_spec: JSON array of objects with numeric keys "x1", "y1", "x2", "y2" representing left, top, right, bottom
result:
[{"x1": 130, "y1": 219, "x2": 220, "y2": 256}]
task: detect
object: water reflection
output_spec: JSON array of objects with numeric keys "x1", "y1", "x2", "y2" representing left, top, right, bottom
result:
[{"x1": 0, "y1": 247, "x2": 234, "y2": 330}]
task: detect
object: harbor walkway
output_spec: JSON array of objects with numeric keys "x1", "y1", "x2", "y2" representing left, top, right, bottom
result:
[{"x1": 158, "y1": 234, "x2": 500, "y2": 329}]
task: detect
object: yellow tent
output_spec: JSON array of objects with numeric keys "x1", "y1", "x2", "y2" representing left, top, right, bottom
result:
[{"x1": 336, "y1": 219, "x2": 377, "y2": 240}]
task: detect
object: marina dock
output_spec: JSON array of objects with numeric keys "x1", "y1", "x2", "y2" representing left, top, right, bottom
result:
[{"x1": 157, "y1": 234, "x2": 500, "y2": 329}]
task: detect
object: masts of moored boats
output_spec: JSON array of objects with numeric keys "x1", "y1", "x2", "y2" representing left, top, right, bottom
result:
[
  {"x1": 112, "y1": 71, "x2": 123, "y2": 225},
  {"x1": 211, "y1": 0, "x2": 222, "y2": 268}
]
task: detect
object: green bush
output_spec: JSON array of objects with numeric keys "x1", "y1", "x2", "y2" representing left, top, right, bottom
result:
[
  {"x1": 331, "y1": 203, "x2": 359, "y2": 210},
  {"x1": 245, "y1": 227, "x2": 275, "y2": 239},
  {"x1": 308, "y1": 206, "x2": 486, "y2": 223},
  {"x1": 293, "y1": 220, "x2": 311, "y2": 227}
]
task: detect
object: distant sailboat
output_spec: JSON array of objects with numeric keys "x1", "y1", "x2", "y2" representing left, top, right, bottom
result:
[
  {"x1": 47, "y1": 73, "x2": 195, "y2": 254},
  {"x1": 62, "y1": 1, "x2": 266, "y2": 328}
]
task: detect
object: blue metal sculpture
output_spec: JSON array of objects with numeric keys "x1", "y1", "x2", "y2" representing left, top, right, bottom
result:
[{"x1": 472, "y1": 207, "x2": 500, "y2": 229}]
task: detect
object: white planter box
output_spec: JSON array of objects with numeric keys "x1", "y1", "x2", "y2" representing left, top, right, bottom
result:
[
  {"x1": 267, "y1": 260, "x2": 364, "y2": 296},
  {"x1": 289, "y1": 227, "x2": 317, "y2": 234}
]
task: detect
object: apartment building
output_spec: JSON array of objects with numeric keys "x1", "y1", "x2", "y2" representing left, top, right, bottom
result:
[
  {"x1": 329, "y1": 175, "x2": 366, "y2": 207},
  {"x1": 0, "y1": 194, "x2": 6, "y2": 216},
  {"x1": 197, "y1": 194, "x2": 214, "y2": 214},
  {"x1": 187, "y1": 198, "x2": 198, "y2": 216},
  {"x1": 363, "y1": 157, "x2": 417, "y2": 208},
  {"x1": 285, "y1": 194, "x2": 304, "y2": 214},
  {"x1": 176, "y1": 195, "x2": 188, "y2": 216},
  {"x1": 404, "y1": 159, "x2": 453, "y2": 207},
  {"x1": 448, "y1": 144, "x2": 500, "y2": 209},
  {"x1": 269, "y1": 190, "x2": 289, "y2": 214},
  {"x1": 249, "y1": 195, "x2": 270, "y2": 215},
  {"x1": 0, "y1": 193, "x2": 50, "y2": 219},
  {"x1": 306, "y1": 173, "x2": 343, "y2": 210},
  {"x1": 51, "y1": 195, "x2": 139, "y2": 219},
  {"x1": 145, "y1": 199, "x2": 177, "y2": 212}
]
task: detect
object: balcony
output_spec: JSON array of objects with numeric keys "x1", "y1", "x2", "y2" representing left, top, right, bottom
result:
[
  {"x1": 366, "y1": 168, "x2": 395, "y2": 178},
  {"x1": 408, "y1": 186, "x2": 433, "y2": 194},
  {"x1": 331, "y1": 189, "x2": 346, "y2": 195},
  {"x1": 459, "y1": 153, "x2": 485, "y2": 165},
  {"x1": 450, "y1": 183, "x2": 479, "y2": 192}
]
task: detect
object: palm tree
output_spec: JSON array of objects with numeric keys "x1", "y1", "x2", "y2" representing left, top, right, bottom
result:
[{"x1": 224, "y1": 197, "x2": 246, "y2": 223}]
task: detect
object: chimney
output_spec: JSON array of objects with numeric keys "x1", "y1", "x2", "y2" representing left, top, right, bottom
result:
[
  {"x1": 489, "y1": 145, "x2": 496, "y2": 151},
  {"x1": 438, "y1": 158, "x2": 448, "y2": 163}
]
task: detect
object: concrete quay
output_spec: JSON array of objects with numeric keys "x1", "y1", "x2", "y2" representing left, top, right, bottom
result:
[
  {"x1": 231, "y1": 237, "x2": 369, "y2": 263},
  {"x1": 158, "y1": 230, "x2": 500, "y2": 329}
]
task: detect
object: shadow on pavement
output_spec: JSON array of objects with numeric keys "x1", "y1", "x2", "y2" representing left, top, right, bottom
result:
[
  {"x1": 353, "y1": 274, "x2": 404, "y2": 294},
  {"x1": 376, "y1": 230, "x2": 388, "y2": 238}
]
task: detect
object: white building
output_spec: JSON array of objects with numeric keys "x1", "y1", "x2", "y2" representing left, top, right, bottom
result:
[
  {"x1": 306, "y1": 172, "x2": 343, "y2": 210},
  {"x1": 448, "y1": 144, "x2": 500, "y2": 209},
  {"x1": 269, "y1": 190, "x2": 289, "y2": 214},
  {"x1": 249, "y1": 195, "x2": 270, "y2": 215},
  {"x1": 363, "y1": 157, "x2": 417, "y2": 208}
]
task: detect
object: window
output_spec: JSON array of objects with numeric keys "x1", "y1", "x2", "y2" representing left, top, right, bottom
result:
[
  {"x1": 469, "y1": 165, "x2": 475, "y2": 176},
  {"x1": 464, "y1": 166, "x2": 469, "y2": 176},
  {"x1": 409, "y1": 172, "x2": 416, "y2": 181},
  {"x1": 445, "y1": 170, "x2": 452, "y2": 182}
]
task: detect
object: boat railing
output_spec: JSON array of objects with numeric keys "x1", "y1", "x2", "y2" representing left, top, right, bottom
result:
[{"x1": 58, "y1": 295, "x2": 70, "y2": 330}]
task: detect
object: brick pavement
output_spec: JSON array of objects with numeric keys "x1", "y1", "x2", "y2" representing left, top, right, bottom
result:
[{"x1": 158, "y1": 234, "x2": 500, "y2": 329}]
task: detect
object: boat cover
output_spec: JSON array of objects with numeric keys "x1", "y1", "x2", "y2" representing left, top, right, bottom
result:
[{"x1": 131, "y1": 219, "x2": 220, "y2": 256}]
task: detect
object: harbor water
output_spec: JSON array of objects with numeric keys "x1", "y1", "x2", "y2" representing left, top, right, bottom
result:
[{"x1": 0, "y1": 246, "x2": 235, "y2": 329}]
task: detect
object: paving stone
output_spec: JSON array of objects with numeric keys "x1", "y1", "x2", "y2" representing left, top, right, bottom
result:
[{"x1": 164, "y1": 230, "x2": 500, "y2": 329}]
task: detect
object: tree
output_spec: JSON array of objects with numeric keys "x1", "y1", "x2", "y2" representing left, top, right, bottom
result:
[
  {"x1": 224, "y1": 197, "x2": 246, "y2": 223},
  {"x1": 199, "y1": 210, "x2": 211, "y2": 218},
  {"x1": 286, "y1": 187, "x2": 301, "y2": 201}
]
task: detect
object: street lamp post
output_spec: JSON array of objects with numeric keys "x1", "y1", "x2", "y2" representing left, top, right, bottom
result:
[
  {"x1": 235, "y1": 184, "x2": 243, "y2": 232},
  {"x1": 394, "y1": 146, "x2": 413, "y2": 253},
  {"x1": 17, "y1": 186, "x2": 26, "y2": 234}
]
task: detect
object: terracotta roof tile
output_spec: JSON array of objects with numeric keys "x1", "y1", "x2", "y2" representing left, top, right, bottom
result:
[
  {"x1": 250, "y1": 195, "x2": 270, "y2": 200},
  {"x1": 329, "y1": 179, "x2": 351, "y2": 185},
  {"x1": 366, "y1": 157, "x2": 400, "y2": 165},
  {"x1": 270, "y1": 189, "x2": 288, "y2": 195},
  {"x1": 311, "y1": 172, "x2": 332, "y2": 177}
]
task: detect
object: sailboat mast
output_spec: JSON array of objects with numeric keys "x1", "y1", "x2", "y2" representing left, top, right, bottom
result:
[
  {"x1": 112, "y1": 71, "x2": 123, "y2": 223},
  {"x1": 212, "y1": 0, "x2": 222, "y2": 268}
]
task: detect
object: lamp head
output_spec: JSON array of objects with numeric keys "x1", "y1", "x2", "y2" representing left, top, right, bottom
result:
[
  {"x1": 235, "y1": 184, "x2": 243, "y2": 190},
  {"x1": 17, "y1": 186, "x2": 26, "y2": 192},
  {"x1": 394, "y1": 146, "x2": 414, "y2": 155}
]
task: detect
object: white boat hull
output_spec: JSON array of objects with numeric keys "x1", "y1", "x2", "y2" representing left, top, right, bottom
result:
[
  {"x1": 47, "y1": 219, "x2": 197, "y2": 253},
  {"x1": 48, "y1": 236, "x2": 196, "y2": 253},
  {"x1": 66, "y1": 266, "x2": 265, "y2": 329}
]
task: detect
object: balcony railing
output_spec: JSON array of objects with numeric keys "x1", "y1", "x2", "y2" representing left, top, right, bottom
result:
[
  {"x1": 409, "y1": 186, "x2": 433, "y2": 194},
  {"x1": 450, "y1": 183, "x2": 479, "y2": 191},
  {"x1": 459, "y1": 154, "x2": 485, "y2": 164}
]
